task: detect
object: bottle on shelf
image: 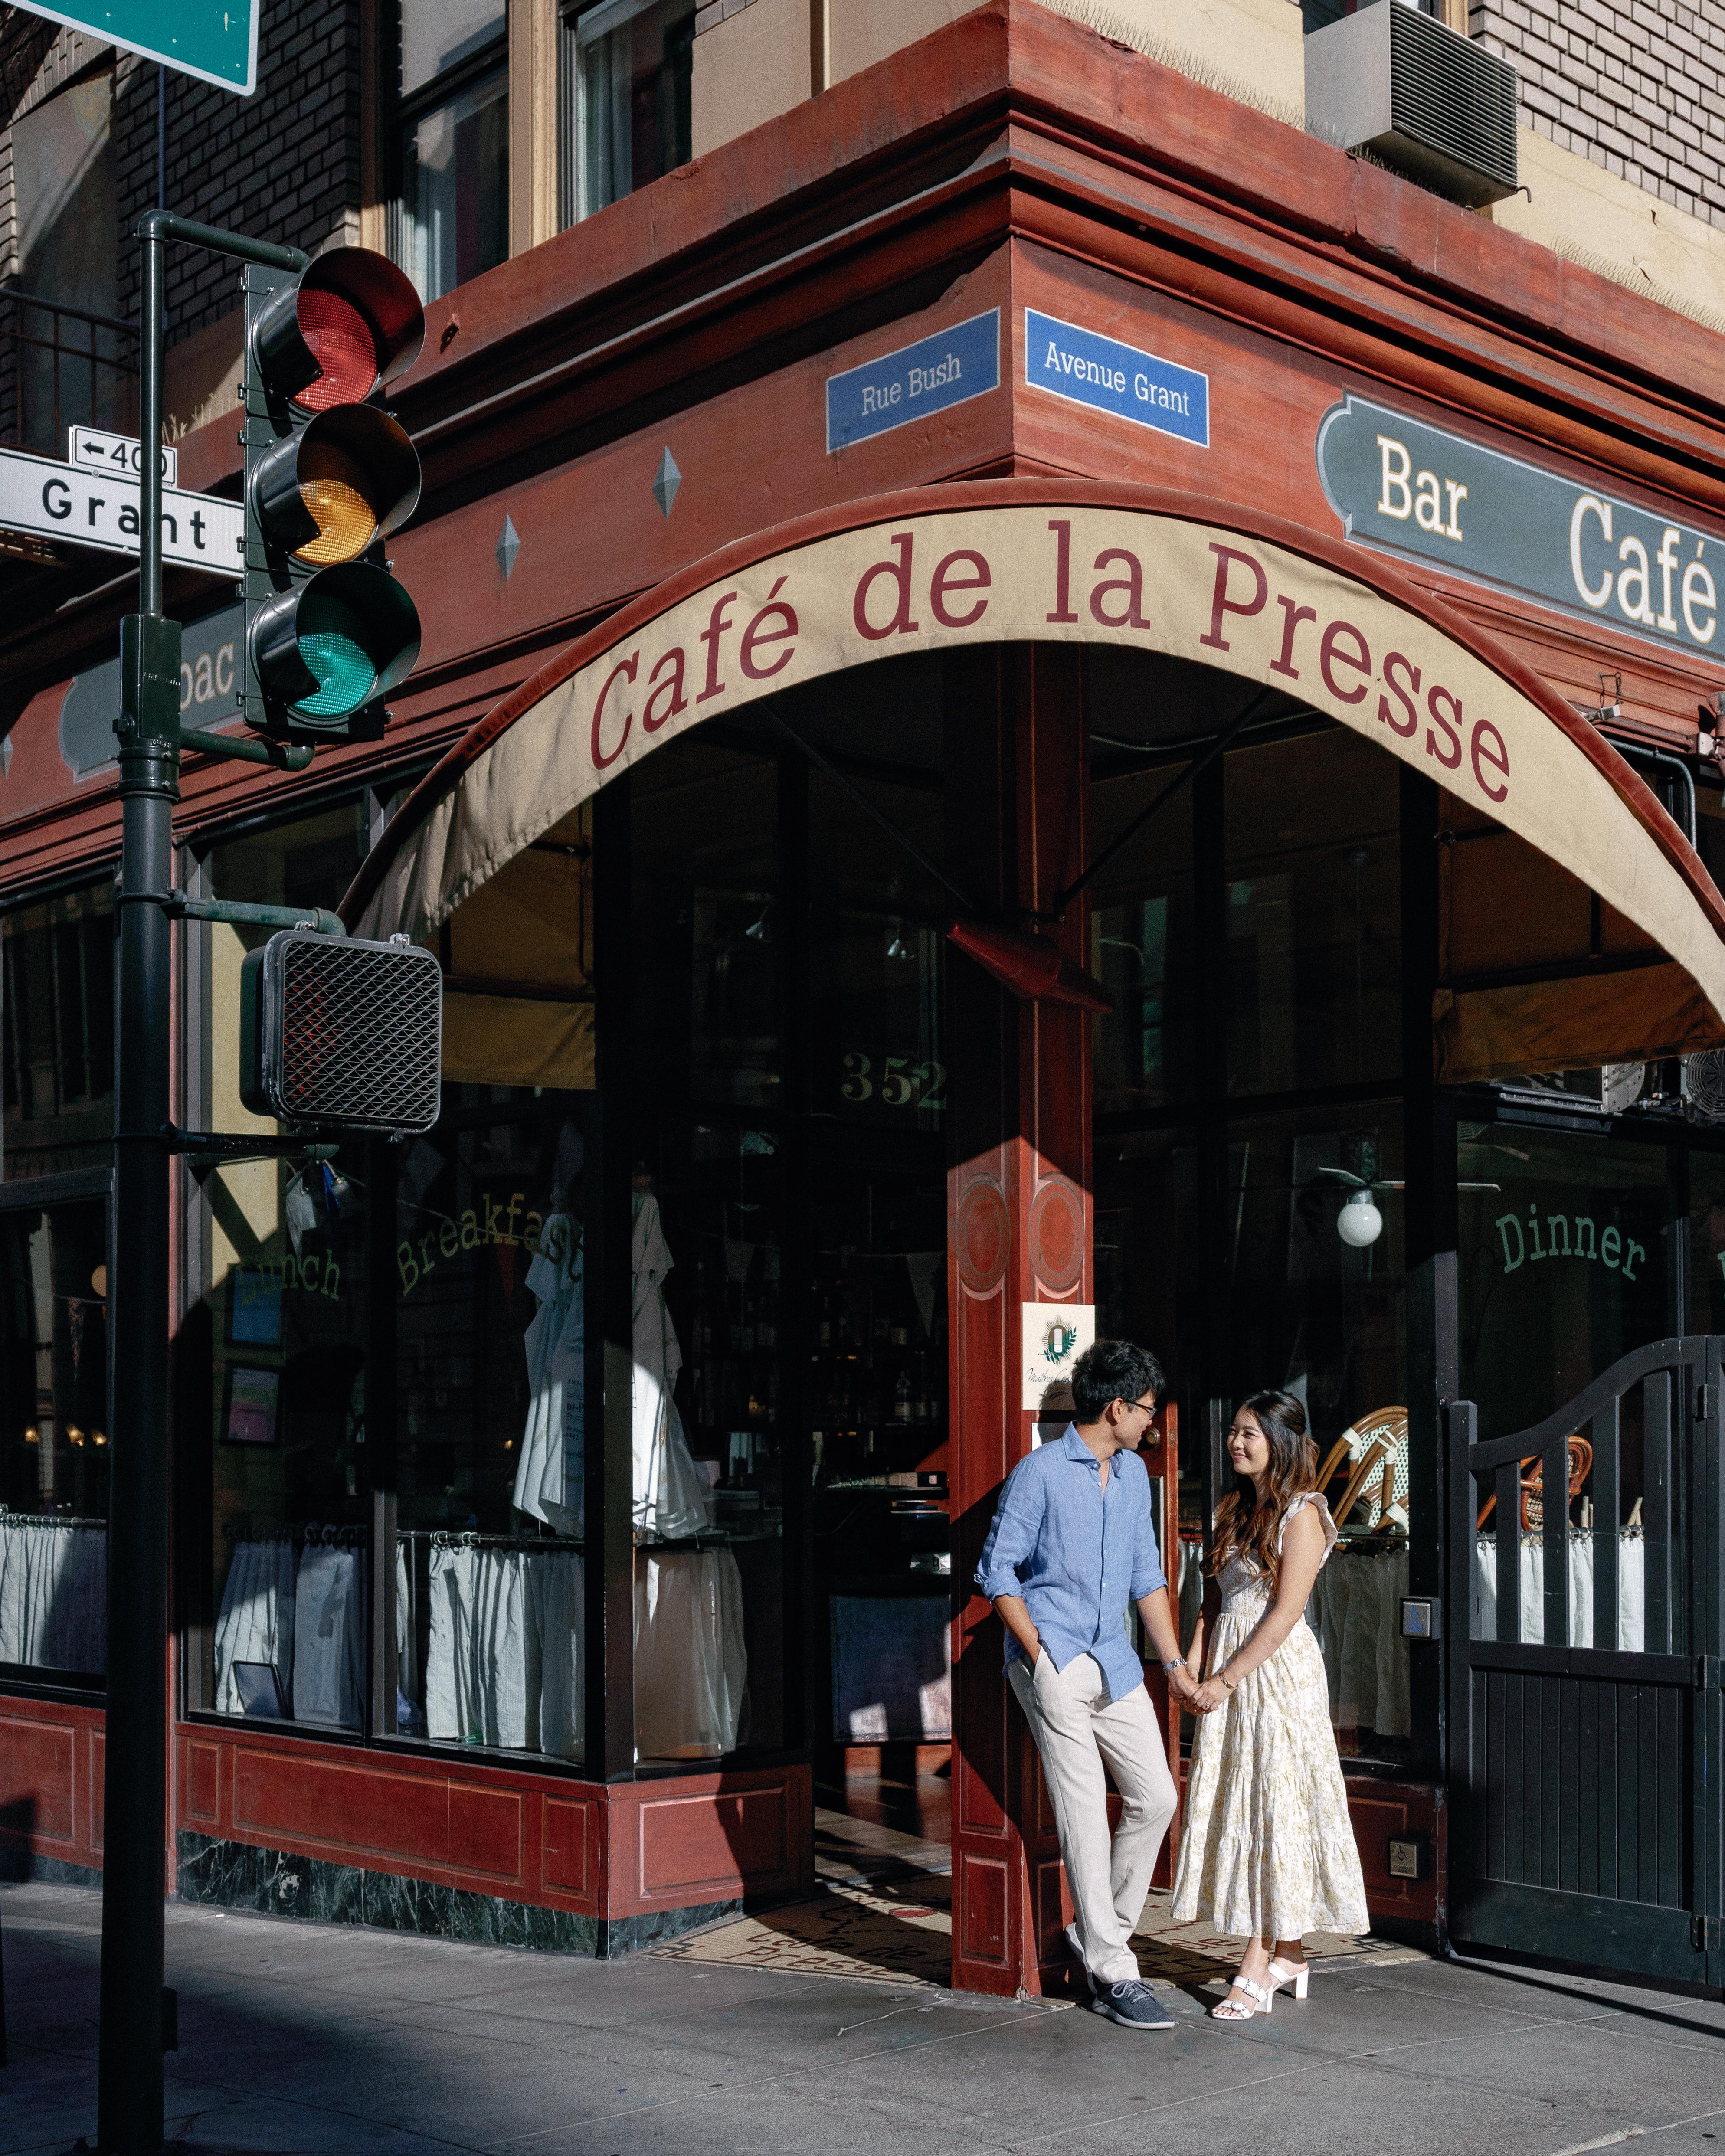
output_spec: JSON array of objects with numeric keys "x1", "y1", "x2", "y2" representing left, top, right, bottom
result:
[{"x1": 894, "y1": 1371, "x2": 912, "y2": 1423}]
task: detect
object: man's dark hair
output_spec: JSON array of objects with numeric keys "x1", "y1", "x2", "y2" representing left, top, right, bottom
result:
[{"x1": 1071, "y1": 1338, "x2": 1165, "y2": 1422}]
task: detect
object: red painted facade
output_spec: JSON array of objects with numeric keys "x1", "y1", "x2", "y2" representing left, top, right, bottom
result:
[{"x1": 4, "y1": 0, "x2": 1723, "y2": 1989}]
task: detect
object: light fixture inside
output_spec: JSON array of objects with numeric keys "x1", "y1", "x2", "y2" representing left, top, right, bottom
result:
[{"x1": 1337, "y1": 1187, "x2": 1384, "y2": 1248}]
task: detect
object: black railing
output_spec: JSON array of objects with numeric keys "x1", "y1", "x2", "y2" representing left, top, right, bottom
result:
[{"x1": 0, "y1": 283, "x2": 139, "y2": 456}]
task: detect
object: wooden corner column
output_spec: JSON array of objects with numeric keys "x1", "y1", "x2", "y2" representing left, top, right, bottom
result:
[{"x1": 946, "y1": 642, "x2": 1092, "y2": 1999}]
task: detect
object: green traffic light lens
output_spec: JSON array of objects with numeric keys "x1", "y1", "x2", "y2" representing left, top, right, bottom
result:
[{"x1": 293, "y1": 593, "x2": 378, "y2": 717}]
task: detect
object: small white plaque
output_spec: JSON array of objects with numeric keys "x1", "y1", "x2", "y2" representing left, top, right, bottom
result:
[
  {"x1": 68, "y1": 425, "x2": 177, "y2": 488},
  {"x1": 1021, "y1": 1301, "x2": 1094, "y2": 1412}
]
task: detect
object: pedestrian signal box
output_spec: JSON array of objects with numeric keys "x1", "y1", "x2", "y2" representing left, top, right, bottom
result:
[
  {"x1": 241, "y1": 249, "x2": 425, "y2": 739},
  {"x1": 240, "y1": 931, "x2": 442, "y2": 1133}
]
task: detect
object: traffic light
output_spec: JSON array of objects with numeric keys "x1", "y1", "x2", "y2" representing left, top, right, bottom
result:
[{"x1": 240, "y1": 249, "x2": 425, "y2": 740}]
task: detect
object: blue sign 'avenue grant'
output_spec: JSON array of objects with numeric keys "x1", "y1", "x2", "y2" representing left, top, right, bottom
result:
[{"x1": 1024, "y1": 309, "x2": 1210, "y2": 447}]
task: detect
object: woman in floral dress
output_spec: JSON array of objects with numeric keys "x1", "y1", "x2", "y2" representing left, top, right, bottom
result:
[{"x1": 1171, "y1": 1388, "x2": 1368, "y2": 2020}]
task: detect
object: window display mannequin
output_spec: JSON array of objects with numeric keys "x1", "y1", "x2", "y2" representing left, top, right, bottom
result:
[
  {"x1": 631, "y1": 1173, "x2": 712, "y2": 1542},
  {"x1": 514, "y1": 1125, "x2": 586, "y2": 1534}
]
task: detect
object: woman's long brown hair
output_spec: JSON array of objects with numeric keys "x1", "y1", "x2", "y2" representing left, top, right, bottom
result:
[{"x1": 1208, "y1": 1389, "x2": 1319, "y2": 1600}]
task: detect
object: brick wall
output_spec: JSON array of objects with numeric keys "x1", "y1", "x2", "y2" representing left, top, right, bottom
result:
[
  {"x1": 1468, "y1": 0, "x2": 1725, "y2": 229},
  {"x1": 113, "y1": 0, "x2": 364, "y2": 351}
]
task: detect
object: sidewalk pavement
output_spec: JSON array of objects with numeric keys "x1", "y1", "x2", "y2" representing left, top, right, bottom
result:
[{"x1": 3, "y1": 1877, "x2": 1724, "y2": 2156}]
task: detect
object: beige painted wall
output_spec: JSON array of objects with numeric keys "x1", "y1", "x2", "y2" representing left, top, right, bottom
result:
[
  {"x1": 832, "y1": 0, "x2": 1303, "y2": 118},
  {"x1": 692, "y1": 0, "x2": 1306, "y2": 163},
  {"x1": 205, "y1": 921, "x2": 282, "y2": 1298},
  {"x1": 691, "y1": 0, "x2": 817, "y2": 161},
  {"x1": 1488, "y1": 124, "x2": 1725, "y2": 335}
]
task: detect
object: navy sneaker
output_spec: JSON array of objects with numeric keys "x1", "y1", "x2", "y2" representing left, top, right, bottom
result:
[
  {"x1": 1094, "y1": 1976, "x2": 1175, "y2": 2030},
  {"x1": 1064, "y1": 1922, "x2": 1097, "y2": 1999}
]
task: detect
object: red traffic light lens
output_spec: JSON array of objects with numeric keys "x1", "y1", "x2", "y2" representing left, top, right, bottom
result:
[{"x1": 295, "y1": 288, "x2": 380, "y2": 411}]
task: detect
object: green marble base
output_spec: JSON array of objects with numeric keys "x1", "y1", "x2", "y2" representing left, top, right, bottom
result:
[{"x1": 175, "y1": 1831, "x2": 740, "y2": 1957}]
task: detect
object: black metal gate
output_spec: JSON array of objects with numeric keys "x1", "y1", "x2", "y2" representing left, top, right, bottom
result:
[{"x1": 1447, "y1": 1338, "x2": 1723, "y2": 1988}]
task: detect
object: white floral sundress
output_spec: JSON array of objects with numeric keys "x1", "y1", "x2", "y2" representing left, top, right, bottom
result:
[{"x1": 1170, "y1": 1492, "x2": 1369, "y2": 1940}]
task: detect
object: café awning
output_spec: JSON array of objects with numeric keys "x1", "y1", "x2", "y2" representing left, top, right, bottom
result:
[{"x1": 343, "y1": 481, "x2": 1725, "y2": 1084}]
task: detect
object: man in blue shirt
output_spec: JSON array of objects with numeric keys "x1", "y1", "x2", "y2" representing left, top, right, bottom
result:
[{"x1": 976, "y1": 1338, "x2": 1195, "y2": 2030}]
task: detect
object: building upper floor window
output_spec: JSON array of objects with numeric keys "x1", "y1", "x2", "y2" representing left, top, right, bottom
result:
[
  {"x1": 563, "y1": 0, "x2": 694, "y2": 226},
  {"x1": 2, "y1": 878, "x2": 115, "y2": 1184},
  {"x1": 393, "y1": 0, "x2": 510, "y2": 303},
  {"x1": 4, "y1": 63, "x2": 125, "y2": 455}
]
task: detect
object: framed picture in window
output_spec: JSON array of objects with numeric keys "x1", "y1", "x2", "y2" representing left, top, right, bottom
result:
[
  {"x1": 223, "y1": 1364, "x2": 280, "y2": 1447},
  {"x1": 229, "y1": 1266, "x2": 283, "y2": 1347}
]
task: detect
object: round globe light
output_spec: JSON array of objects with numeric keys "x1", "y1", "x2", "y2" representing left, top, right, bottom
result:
[{"x1": 1336, "y1": 1188, "x2": 1384, "y2": 1248}]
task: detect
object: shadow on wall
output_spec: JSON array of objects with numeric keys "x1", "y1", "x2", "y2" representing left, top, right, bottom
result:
[{"x1": 0, "y1": 1796, "x2": 36, "y2": 1883}]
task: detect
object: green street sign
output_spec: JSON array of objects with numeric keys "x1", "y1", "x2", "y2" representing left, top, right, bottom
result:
[{"x1": 6, "y1": 1, "x2": 258, "y2": 95}]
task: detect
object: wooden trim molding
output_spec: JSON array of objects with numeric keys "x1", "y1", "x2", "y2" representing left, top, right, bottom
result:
[{"x1": 509, "y1": 0, "x2": 560, "y2": 255}]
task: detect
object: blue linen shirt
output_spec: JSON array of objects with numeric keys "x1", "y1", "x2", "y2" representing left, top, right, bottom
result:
[{"x1": 974, "y1": 1425, "x2": 1167, "y2": 1703}]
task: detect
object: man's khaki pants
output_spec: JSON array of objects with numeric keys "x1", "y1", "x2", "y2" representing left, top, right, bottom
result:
[{"x1": 1008, "y1": 1650, "x2": 1177, "y2": 1987}]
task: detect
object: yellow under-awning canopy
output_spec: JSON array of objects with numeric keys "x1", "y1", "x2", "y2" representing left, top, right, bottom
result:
[{"x1": 344, "y1": 481, "x2": 1725, "y2": 1082}]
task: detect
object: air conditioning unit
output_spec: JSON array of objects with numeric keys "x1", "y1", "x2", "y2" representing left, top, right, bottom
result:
[
  {"x1": 1305, "y1": 1, "x2": 1519, "y2": 209},
  {"x1": 1683, "y1": 1050, "x2": 1725, "y2": 1125},
  {"x1": 1490, "y1": 1064, "x2": 1647, "y2": 1119}
]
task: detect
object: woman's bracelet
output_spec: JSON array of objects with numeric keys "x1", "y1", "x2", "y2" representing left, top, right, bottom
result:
[{"x1": 1218, "y1": 1666, "x2": 1238, "y2": 1691}]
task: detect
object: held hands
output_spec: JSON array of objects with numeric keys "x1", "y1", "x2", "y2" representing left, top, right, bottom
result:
[
  {"x1": 1165, "y1": 1662, "x2": 1202, "y2": 1706},
  {"x1": 1190, "y1": 1675, "x2": 1234, "y2": 1714}
]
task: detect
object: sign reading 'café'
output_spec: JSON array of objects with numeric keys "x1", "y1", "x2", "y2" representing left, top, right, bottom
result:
[{"x1": 1318, "y1": 394, "x2": 1725, "y2": 667}]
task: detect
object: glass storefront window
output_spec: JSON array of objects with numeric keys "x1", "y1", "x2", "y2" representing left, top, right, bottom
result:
[
  {"x1": 565, "y1": 0, "x2": 694, "y2": 224},
  {"x1": 190, "y1": 804, "x2": 373, "y2": 1728},
  {"x1": 3, "y1": 879, "x2": 115, "y2": 1183},
  {"x1": 0, "y1": 1194, "x2": 109, "y2": 1678},
  {"x1": 1458, "y1": 1121, "x2": 1674, "y2": 1444},
  {"x1": 630, "y1": 731, "x2": 783, "y2": 1758},
  {"x1": 1224, "y1": 1101, "x2": 1410, "y2": 1763},
  {"x1": 394, "y1": 2, "x2": 508, "y2": 303},
  {"x1": 393, "y1": 1092, "x2": 592, "y2": 1759},
  {"x1": 1463, "y1": 1119, "x2": 1683, "y2": 1659},
  {"x1": 1087, "y1": 646, "x2": 1209, "y2": 1114},
  {"x1": 1224, "y1": 728, "x2": 1401, "y2": 1100}
]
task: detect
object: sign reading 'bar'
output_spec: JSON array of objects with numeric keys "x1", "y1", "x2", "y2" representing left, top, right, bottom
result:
[{"x1": 1318, "y1": 393, "x2": 1725, "y2": 669}]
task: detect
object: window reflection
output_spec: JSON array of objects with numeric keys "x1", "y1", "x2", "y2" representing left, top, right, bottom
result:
[
  {"x1": 3, "y1": 880, "x2": 115, "y2": 1183},
  {"x1": 394, "y1": 1096, "x2": 590, "y2": 1757},
  {"x1": 566, "y1": 0, "x2": 694, "y2": 224},
  {"x1": 394, "y1": 2, "x2": 509, "y2": 302},
  {"x1": 1223, "y1": 1103, "x2": 1409, "y2": 1763},
  {"x1": 0, "y1": 1196, "x2": 109, "y2": 1676},
  {"x1": 1225, "y1": 730, "x2": 1400, "y2": 1099},
  {"x1": 194, "y1": 805, "x2": 372, "y2": 1728},
  {"x1": 1464, "y1": 1121, "x2": 1679, "y2": 1658}
]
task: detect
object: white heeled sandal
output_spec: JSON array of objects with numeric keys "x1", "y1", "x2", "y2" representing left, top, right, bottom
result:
[
  {"x1": 1211, "y1": 1973, "x2": 1273, "y2": 2020},
  {"x1": 1267, "y1": 1956, "x2": 1310, "y2": 2002}
]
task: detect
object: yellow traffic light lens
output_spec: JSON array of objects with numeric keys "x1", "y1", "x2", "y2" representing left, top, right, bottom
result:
[
  {"x1": 296, "y1": 288, "x2": 380, "y2": 411},
  {"x1": 295, "y1": 439, "x2": 378, "y2": 563}
]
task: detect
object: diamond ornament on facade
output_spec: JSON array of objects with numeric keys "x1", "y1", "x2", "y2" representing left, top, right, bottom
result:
[
  {"x1": 496, "y1": 514, "x2": 520, "y2": 578},
  {"x1": 652, "y1": 448, "x2": 681, "y2": 519}
]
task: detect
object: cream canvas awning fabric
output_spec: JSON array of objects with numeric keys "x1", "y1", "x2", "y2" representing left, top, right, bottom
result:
[{"x1": 343, "y1": 481, "x2": 1725, "y2": 1081}]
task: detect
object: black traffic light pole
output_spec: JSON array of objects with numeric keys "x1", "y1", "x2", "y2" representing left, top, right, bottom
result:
[{"x1": 98, "y1": 209, "x2": 308, "y2": 2156}]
